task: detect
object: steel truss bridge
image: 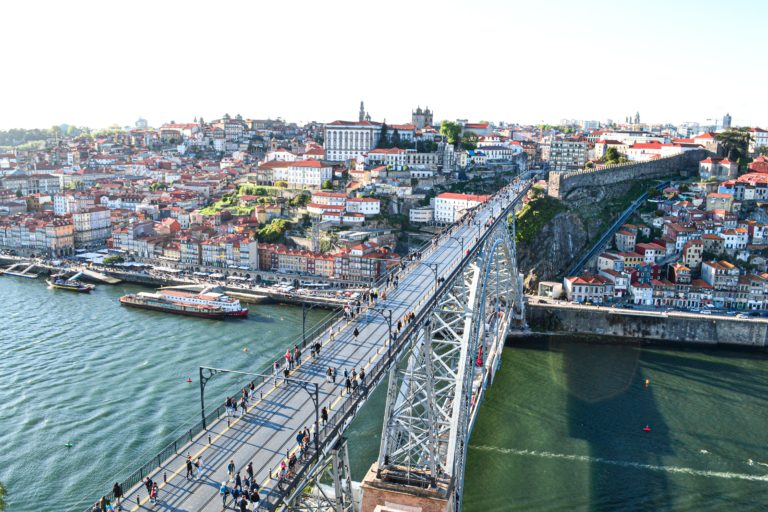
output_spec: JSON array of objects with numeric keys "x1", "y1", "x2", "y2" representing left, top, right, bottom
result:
[{"x1": 90, "y1": 177, "x2": 532, "y2": 512}]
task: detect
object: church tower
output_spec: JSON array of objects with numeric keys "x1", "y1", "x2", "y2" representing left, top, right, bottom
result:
[{"x1": 359, "y1": 101, "x2": 365, "y2": 122}]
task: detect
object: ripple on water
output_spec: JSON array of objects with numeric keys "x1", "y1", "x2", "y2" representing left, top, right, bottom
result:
[{"x1": 0, "y1": 279, "x2": 324, "y2": 511}]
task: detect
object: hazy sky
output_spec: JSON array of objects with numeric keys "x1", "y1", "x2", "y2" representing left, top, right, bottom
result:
[{"x1": 2, "y1": 0, "x2": 766, "y2": 130}]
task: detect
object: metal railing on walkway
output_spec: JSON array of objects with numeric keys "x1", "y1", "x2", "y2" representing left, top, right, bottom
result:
[{"x1": 80, "y1": 307, "x2": 343, "y2": 511}]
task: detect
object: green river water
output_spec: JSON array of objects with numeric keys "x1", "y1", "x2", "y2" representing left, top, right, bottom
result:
[{"x1": 1, "y1": 277, "x2": 767, "y2": 511}]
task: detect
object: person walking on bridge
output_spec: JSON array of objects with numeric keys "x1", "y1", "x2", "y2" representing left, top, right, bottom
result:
[
  {"x1": 353, "y1": 327, "x2": 359, "y2": 340},
  {"x1": 314, "y1": 340, "x2": 321, "y2": 358},
  {"x1": 227, "y1": 459, "x2": 236, "y2": 482},
  {"x1": 186, "y1": 454, "x2": 194, "y2": 479},
  {"x1": 321, "y1": 406, "x2": 328, "y2": 425},
  {"x1": 112, "y1": 482, "x2": 123, "y2": 509},
  {"x1": 220, "y1": 481, "x2": 230, "y2": 509}
]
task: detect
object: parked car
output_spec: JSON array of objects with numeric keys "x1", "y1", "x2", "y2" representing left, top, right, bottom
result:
[
  {"x1": 736, "y1": 314, "x2": 749, "y2": 319},
  {"x1": 700, "y1": 310, "x2": 712, "y2": 315}
]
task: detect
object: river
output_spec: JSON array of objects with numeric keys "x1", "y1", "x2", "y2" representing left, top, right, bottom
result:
[
  {"x1": 0, "y1": 276, "x2": 327, "y2": 511},
  {"x1": 2, "y1": 277, "x2": 767, "y2": 511}
]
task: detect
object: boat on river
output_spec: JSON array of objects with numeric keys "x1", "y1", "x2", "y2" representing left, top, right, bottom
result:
[
  {"x1": 119, "y1": 292, "x2": 227, "y2": 319},
  {"x1": 47, "y1": 272, "x2": 95, "y2": 293},
  {"x1": 158, "y1": 288, "x2": 248, "y2": 317}
]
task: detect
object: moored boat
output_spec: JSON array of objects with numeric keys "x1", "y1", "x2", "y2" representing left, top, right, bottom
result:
[
  {"x1": 47, "y1": 273, "x2": 95, "y2": 293},
  {"x1": 119, "y1": 292, "x2": 227, "y2": 319},
  {"x1": 159, "y1": 288, "x2": 248, "y2": 317}
]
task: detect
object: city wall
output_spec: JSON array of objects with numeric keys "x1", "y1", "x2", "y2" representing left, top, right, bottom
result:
[
  {"x1": 548, "y1": 150, "x2": 707, "y2": 201},
  {"x1": 525, "y1": 303, "x2": 768, "y2": 348}
]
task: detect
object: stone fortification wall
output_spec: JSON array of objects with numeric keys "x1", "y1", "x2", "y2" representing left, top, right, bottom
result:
[
  {"x1": 526, "y1": 303, "x2": 768, "y2": 347},
  {"x1": 548, "y1": 150, "x2": 707, "y2": 201}
]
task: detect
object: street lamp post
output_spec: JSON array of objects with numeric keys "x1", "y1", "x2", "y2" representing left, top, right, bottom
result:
[
  {"x1": 198, "y1": 365, "x2": 320, "y2": 458},
  {"x1": 449, "y1": 235, "x2": 464, "y2": 255},
  {"x1": 302, "y1": 301, "x2": 320, "y2": 348},
  {"x1": 369, "y1": 307, "x2": 393, "y2": 359}
]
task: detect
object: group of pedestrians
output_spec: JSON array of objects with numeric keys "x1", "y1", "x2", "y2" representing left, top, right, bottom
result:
[
  {"x1": 185, "y1": 453, "x2": 204, "y2": 480},
  {"x1": 343, "y1": 367, "x2": 366, "y2": 395},
  {"x1": 225, "y1": 384, "x2": 255, "y2": 418},
  {"x1": 220, "y1": 460, "x2": 261, "y2": 510}
]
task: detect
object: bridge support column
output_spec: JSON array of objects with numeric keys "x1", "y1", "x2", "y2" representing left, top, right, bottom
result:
[{"x1": 361, "y1": 463, "x2": 453, "y2": 512}]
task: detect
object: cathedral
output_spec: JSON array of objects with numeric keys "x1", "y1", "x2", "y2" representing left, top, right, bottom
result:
[{"x1": 411, "y1": 106, "x2": 433, "y2": 129}]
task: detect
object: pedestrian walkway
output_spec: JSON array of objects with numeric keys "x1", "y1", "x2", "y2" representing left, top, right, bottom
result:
[{"x1": 95, "y1": 179, "x2": 531, "y2": 511}]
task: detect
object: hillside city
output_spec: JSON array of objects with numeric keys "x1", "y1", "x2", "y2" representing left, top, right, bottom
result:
[{"x1": 1, "y1": 108, "x2": 767, "y2": 311}]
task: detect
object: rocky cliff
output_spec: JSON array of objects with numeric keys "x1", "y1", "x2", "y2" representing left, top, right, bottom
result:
[{"x1": 517, "y1": 210, "x2": 589, "y2": 290}]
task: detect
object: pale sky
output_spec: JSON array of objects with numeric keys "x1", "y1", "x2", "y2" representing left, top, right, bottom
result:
[{"x1": 2, "y1": 0, "x2": 766, "y2": 130}]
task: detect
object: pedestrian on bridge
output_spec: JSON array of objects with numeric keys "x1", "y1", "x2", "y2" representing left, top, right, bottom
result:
[
  {"x1": 314, "y1": 341, "x2": 321, "y2": 358},
  {"x1": 220, "y1": 482, "x2": 230, "y2": 508},
  {"x1": 112, "y1": 482, "x2": 123, "y2": 509},
  {"x1": 332, "y1": 367, "x2": 337, "y2": 384},
  {"x1": 345, "y1": 376, "x2": 352, "y2": 394},
  {"x1": 353, "y1": 327, "x2": 359, "y2": 340},
  {"x1": 235, "y1": 471, "x2": 243, "y2": 491},
  {"x1": 321, "y1": 406, "x2": 328, "y2": 425},
  {"x1": 186, "y1": 454, "x2": 194, "y2": 479},
  {"x1": 196, "y1": 456, "x2": 203, "y2": 479},
  {"x1": 246, "y1": 461, "x2": 254, "y2": 481},
  {"x1": 228, "y1": 459, "x2": 236, "y2": 482}
]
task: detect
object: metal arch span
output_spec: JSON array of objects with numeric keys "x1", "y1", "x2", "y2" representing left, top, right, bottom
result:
[{"x1": 375, "y1": 218, "x2": 525, "y2": 506}]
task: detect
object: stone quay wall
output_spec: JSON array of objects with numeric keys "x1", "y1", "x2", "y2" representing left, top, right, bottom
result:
[
  {"x1": 548, "y1": 150, "x2": 707, "y2": 200},
  {"x1": 526, "y1": 302, "x2": 768, "y2": 348}
]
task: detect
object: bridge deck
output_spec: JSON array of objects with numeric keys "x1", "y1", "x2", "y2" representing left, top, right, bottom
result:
[{"x1": 106, "y1": 181, "x2": 529, "y2": 512}]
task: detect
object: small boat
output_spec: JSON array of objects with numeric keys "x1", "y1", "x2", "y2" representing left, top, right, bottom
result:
[
  {"x1": 119, "y1": 292, "x2": 227, "y2": 319},
  {"x1": 47, "y1": 272, "x2": 95, "y2": 293}
]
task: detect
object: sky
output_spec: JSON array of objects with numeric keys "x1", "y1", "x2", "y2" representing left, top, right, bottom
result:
[{"x1": 2, "y1": 0, "x2": 767, "y2": 130}]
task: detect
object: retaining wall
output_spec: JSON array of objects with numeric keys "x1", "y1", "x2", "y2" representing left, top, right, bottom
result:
[
  {"x1": 548, "y1": 150, "x2": 707, "y2": 200},
  {"x1": 526, "y1": 302, "x2": 768, "y2": 347}
]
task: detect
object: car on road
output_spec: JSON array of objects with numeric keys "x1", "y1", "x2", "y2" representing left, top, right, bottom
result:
[
  {"x1": 700, "y1": 310, "x2": 712, "y2": 315},
  {"x1": 736, "y1": 314, "x2": 749, "y2": 319}
]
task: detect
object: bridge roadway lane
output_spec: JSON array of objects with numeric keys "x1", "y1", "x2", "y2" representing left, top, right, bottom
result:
[{"x1": 118, "y1": 182, "x2": 528, "y2": 511}]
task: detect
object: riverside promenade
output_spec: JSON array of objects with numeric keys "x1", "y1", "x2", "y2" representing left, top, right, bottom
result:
[{"x1": 99, "y1": 179, "x2": 531, "y2": 511}]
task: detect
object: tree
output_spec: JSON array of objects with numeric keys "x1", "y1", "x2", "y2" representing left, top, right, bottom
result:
[
  {"x1": 275, "y1": 180, "x2": 289, "y2": 188},
  {"x1": 103, "y1": 255, "x2": 125, "y2": 265},
  {"x1": 716, "y1": 128, "x2": 752, "y2": 163},
  {"x1": 460, "y1": 133, "x2": 478, "y2": 151},
  {"x1": 321, "y1": 180, "x2": 333, "y2": 190},
  {"x1": 440, "y1": 121, "x2": 462, "y2": 146},
  {"x1": 15, "y1": 189, "x2": 22, "y2": 198},
  {"x1": 0, "y1": 481, "x2": 5, "y2": 511},
  {"x1": 378, "y1": 123, "x2": 389, "y2": 148},
  {"x1": 391, "y1": 129, "x2": 401, "y2": 148},
  {"x1": 604, "y1": 147, "x2": 621, "y2": 163}
]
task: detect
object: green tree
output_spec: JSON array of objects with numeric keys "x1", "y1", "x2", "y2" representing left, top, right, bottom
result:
[
  {"x1": 103, "y1": 255, "x2": 125, "y2": 265},
  {"x1": 289, "y1": 193, "x2": 310, "y2": 207},
  {"x1": 275, "y1": 180, "x2": 289, "y2": 188},
  {"x1": 0, "y1": 481, "x2": 5, "y2": 511},
  {"x1": 460, "y1": 133, "x2": 478, "y2": 151},
  {"x1": 378, "y1": 123, "x2": 389, "y2": 148},
  {"x1": 440, "y1": 121, "x2": 462, "y2": 146},
  {"x1": 715, "y1": 128, "x2": 752, "y2": 163},
  {"x1": 321, "y1": 180, "x2": 333, "y2": 190},
  {"x1": 391, "y1": 129, "x2": 401, "y2": 148},
  {"x1": 15, "y1": 189, "x2": 22, "y2": 198}
]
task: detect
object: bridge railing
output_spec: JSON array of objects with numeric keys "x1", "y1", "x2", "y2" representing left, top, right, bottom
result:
[
  {"x1": 81, "y1": 306, "x2": 344, "y2": 511},
  {"x1": 276, "y1": 183, "x2": 531, "y2": 507},
  {"x1": 83, "y1": 182, "x2": 530, "y2": 511}
]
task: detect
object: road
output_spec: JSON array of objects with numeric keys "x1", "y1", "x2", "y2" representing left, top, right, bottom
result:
[{"x1": 103, "y1": 180, "x2": 532, "y2": 512}]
